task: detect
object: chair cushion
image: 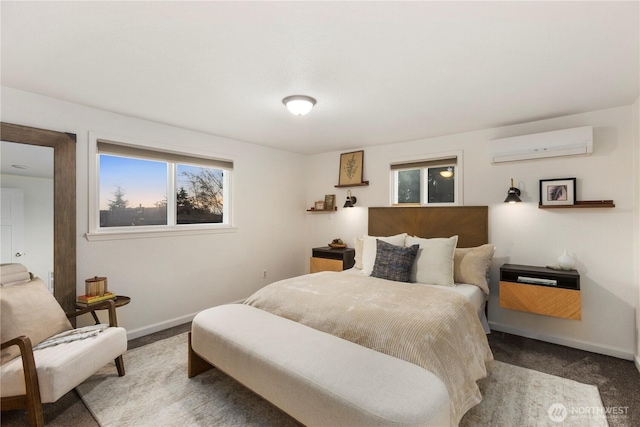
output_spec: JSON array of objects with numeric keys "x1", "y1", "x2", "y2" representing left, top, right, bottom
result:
[
  {"x1": 1, "y1": 326, "x2": 127, "y2": 402},
  {"x1": 0, "y1": 263, "x2": 31, "y2": 286},
  {"x1": 0, "y1": 278, "x2": 72, "y2": 364}
]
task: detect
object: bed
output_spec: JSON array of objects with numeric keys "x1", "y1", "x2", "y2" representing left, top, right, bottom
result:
[{"x1": 243, "y1": 206, "x2": 494, "y2": 425}]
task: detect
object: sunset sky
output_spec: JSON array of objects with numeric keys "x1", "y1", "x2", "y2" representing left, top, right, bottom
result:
[{"x1": 99, "y1": 155, "x2": 207, "y2": 210}]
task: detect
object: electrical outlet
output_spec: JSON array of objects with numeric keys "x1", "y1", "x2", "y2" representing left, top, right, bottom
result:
[{"x1": 262, "y1": 270, "x2": 267, "y2": 279}]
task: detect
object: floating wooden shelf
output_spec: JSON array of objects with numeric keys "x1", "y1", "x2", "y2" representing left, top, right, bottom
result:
[
  {"x1": 307, "y1": 207, "x2": 338, "y2": 212},
  {"x1": 539, "y1": 200, "x2": 615, "y2": 209},
  {"x1": 335, "y1": 181, "x2": 369, "y2": 188}
]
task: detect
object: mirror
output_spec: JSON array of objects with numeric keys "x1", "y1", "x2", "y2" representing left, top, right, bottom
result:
[
  {"x1": 0, "y1": 122, "x2": 76, "y2": 313},
  {"x1": 1, "y1": 141, "x2": 54, "y2": 288}
]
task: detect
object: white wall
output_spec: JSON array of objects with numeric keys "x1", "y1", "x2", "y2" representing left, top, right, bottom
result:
[
  {"x1": 306, "y1": 105, "x2": 638, "y2": 360},
  {"x1": 0, "y1": 173, "x2": 54, "y2": 288},
  {"x1": 1, "y1": 87, "x2": 308, "y2": 338}
]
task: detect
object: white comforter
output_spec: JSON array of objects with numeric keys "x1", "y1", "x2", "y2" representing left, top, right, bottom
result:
[{"x1": 245, "y1": 271, "x2": 493, "y2": 425}]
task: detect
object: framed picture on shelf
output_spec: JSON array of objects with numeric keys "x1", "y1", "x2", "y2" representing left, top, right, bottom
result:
[
  {"x1": 324, "y1": 194, "x2": 335, "y2": 210},
  {"x1": 314, "y1": 201, "x2": 325, "y2": 210},
  {"x1": 338, "y1": 150, "x2": 364, "y2": 186},
  {"x1": 539, "y1": 178, "x2": 576, "y2": 206}
]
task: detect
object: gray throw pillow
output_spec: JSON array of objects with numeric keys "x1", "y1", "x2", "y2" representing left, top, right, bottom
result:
[{"x1": 371, "y1": 239, "x2": 419, "y2": 283}]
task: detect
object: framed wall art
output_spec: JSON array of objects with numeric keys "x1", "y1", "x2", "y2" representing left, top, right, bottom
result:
[
  {"x1": 539, "y1": 178, "x2": 576, "y2": 206},
  {"x1": 314, "y1": 201, "x2": 326, "y2": 210},
  {"x1": 338, "y1": 150, "x2": 364, "y2": 186},
  {"x1": 324, "y1": 194, "x2": 335, "y2": 210}
]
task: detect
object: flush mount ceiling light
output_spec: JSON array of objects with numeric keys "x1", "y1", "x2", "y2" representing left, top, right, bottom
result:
[
  {"x1": 439, "y1": 167, "x2": 454, "y2": 178},
  {"x1": 282, "y1": 95, "x2": 316, "y2": 116}
]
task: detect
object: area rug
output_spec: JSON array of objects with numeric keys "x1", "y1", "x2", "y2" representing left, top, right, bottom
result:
[{"x1": 77, "y1": 332, "x2": 608, "y2": 427}]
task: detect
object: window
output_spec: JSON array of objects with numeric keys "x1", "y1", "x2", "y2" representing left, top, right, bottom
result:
[
  {"x1": 88, "y1": 134, "x2": 234, "y2": 240},
  {"x1": 390, "y1": 153, "x2": 462, "y2": 206}
]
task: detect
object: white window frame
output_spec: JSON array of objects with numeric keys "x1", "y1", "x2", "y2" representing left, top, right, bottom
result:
[
  {"x1": 389, "y1": 151, "x2": 463, "y2": 207},
  {"x1": 87, "y1": 132, "x2": 236, "y2": 241}
]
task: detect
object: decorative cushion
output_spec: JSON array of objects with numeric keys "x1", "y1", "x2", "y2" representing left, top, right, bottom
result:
[
  {"x1": 353, "y1": 237, "x2": 364, "y2": 269},
  {"x1": 406, "y1": 235, "x2": 458, "y2": 286},
  {"x1": 454, "y1": 244, "x2": 495, "y2": 294},
  {"x1": 361, "y1": 233, "x2": 407, "y2": 276},
  {"x1": 0, "y1": 278, "x2": 73, "y2": 364},
  {"x1": 371, "y1": 240, "x2": 419, "y2": 283}
]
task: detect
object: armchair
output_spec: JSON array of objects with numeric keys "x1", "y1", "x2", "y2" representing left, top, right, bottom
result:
[{"x1": 0, "y1": 264, "x2": 127, "y2": 427}]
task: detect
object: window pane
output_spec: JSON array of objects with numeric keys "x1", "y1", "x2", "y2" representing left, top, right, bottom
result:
[
  {"x1": 397, "y1": 169, "x2": 421, "y2": 204},
  {"x1": 427, "y1": 167, "x2": 455, "y2": 203},
  {"x1": 176, "y1": 164, "x2": 224, "y2": 225},
  {"x1": 99, "y1": 155, "x2": 168, "y2": 227}
]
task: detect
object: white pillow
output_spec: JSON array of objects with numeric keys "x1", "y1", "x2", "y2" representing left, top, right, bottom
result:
[
  {"x1": 362, "y1": 233, "x2": 407, "y2": 276},
  {"x1": 406, "y1": 235, "x2": 458, "y2": 286},
  {"x1": 353, "y1": 237, "x2": 364, "y2": 269}
]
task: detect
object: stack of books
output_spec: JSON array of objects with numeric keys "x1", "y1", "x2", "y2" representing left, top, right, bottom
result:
[{"x1": 77, "y1": 292, "x2": 116, "y2": 306}]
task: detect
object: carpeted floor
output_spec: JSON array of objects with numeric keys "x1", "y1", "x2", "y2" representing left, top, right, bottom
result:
[{"x1": 2, "y1": 325, "x2": 638, "y2": 426}]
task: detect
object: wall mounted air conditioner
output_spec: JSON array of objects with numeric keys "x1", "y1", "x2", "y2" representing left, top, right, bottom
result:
[{"x1": 490, "y1": 126, "x2": 593, "y2": 163}]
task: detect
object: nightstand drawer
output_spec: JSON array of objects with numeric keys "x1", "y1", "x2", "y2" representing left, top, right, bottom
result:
[
  {"x1": 499, "y1": 281, "x2": 581, "y2": 320},
  {"x1": 310, "y1": 247, "x2": 355, "y2": 273},
  {"x1": 310, "y1": 257, "x2": 343, "y2": 273}
]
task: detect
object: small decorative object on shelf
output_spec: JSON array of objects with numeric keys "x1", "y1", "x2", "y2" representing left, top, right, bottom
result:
[
  {"x1": 539, "y1": 178, "x2": 576, "y2": 207},
  {"x1": 85, "y1": 276, "x2": 108, "y2": 297},
  {"x1": 328, "y1": 238, "x2": 346, "y2": 249},
  {"x1": 324, "y1": 194, "x2": 336, "y2": 210},
  {"x1": 77, "y1": 291, "x2": 116, "y2": 306},
  {"x1": 557, "y1": 249, "x2": 576, "y2": 270}
]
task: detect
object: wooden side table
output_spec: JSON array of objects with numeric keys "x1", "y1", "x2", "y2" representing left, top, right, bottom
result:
[
  {"x1": 77, "y1": 295, "x2": 131, "y2": 325},
  {"x1": 499, "y1": 264, "x2": 580, "y2": 320},
  {"x1": 310, "y1": 247, "x2": 355, "y2": 273}
]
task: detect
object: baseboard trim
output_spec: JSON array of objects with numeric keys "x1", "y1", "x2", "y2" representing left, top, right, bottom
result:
[
  {"x1": 635, "y1": 354, "x2": 640, "y2": 373},
  {"x1": 488, "y1": 321, "x2": 634, "y2": 361},
  {"x1": 125, "y1": 299, "x2": 247, "y2": 340},
  {"x1": 126, "y1": 312, "x2": 198, "y2": 340}
]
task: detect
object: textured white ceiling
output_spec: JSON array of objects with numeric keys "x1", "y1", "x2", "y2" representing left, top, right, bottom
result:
[{"x1": 2, "y1": 1, "x2": 638, "y2": 155}]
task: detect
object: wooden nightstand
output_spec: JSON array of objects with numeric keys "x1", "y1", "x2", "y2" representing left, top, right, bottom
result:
[
  {"x1": 310, "y1": 247, "x2": 356, "y2": 273},
  {"x1": 499, "y1": 264, "x2": 580, "y2": 320}
]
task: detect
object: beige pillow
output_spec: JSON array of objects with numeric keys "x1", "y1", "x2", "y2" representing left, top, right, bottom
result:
[
  {"x1": 361, "y1": 233, "x2": 407, "y2": 276},
  {"x1": 454, "y1": 244, "x2": 495, "y2": 294},
  {"x1": 0, "y1": 278, "x2": 73, "y2": 364},
  {"x1": 406, "y1": 235, "x2": 458, "y2": 286}
]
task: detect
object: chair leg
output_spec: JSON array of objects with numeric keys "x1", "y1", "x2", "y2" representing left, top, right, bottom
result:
[
  {"x1": 26, "y1": 397, "x2": 44, "y2": 427},
  {"x1": 115, "y1": 355, "x2": 125, "y2": 376}
]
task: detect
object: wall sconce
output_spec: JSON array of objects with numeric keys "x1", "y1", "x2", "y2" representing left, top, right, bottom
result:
[
  {"x1": 343, "y1": 190, "x2": 357, "y2": 208},
  {"x1": 504, "y1": 178, "x2": 522, "y2": 204},
  {"x1": 282, "y1": 95, "x2": 316, "y2": 116}
]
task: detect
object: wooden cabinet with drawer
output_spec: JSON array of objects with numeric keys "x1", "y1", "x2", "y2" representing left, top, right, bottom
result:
[
  {"x1": 499, "y1": 264, "x2": 581, "y2": 320},
  {"x1": 310, "y1": 247, "x2": 356, "y2": 273}
]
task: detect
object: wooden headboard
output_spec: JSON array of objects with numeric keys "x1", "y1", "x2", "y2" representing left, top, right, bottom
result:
[{"x1": 368, "y1": 206, "x2": 488, "y2": 248}]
